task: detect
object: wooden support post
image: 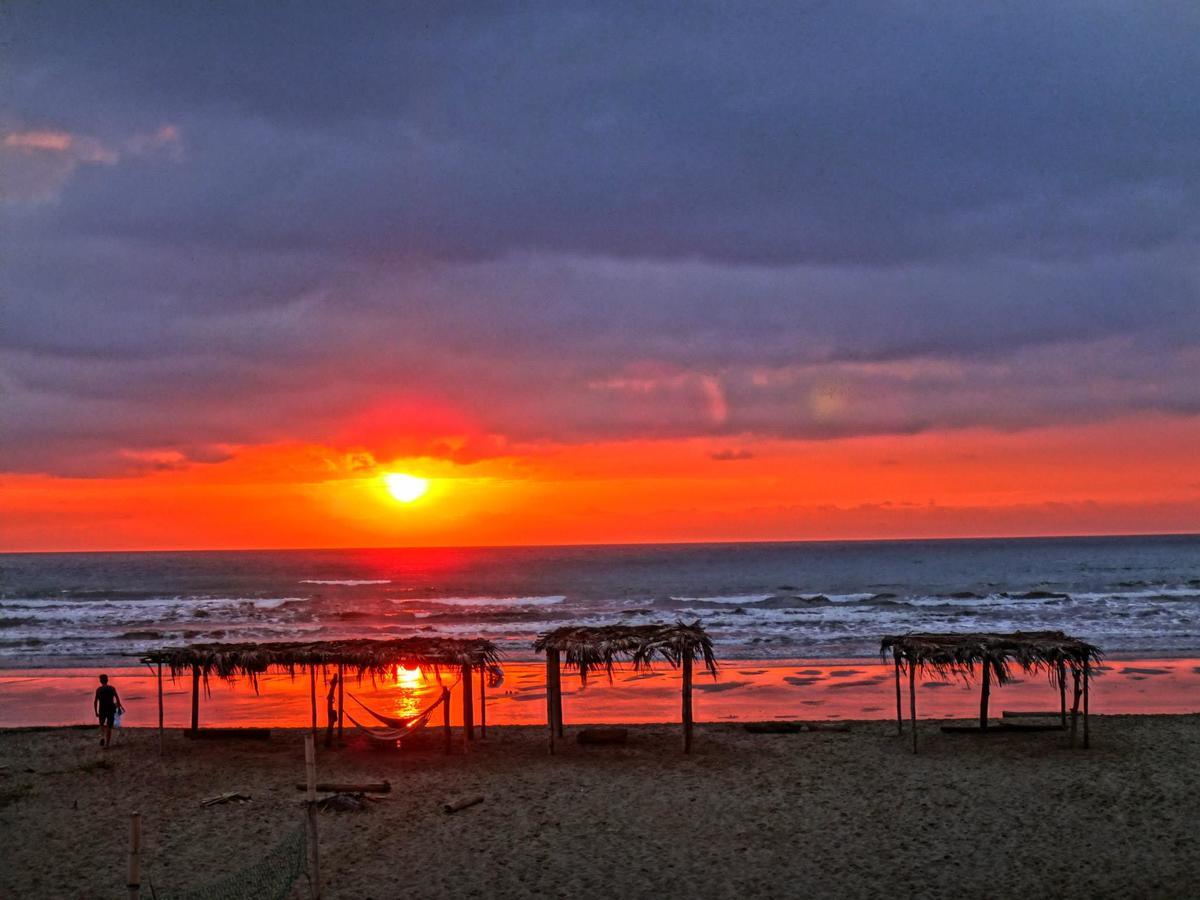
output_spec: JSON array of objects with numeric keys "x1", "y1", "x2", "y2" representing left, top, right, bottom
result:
[
  {"x1": 550, "y1": 650, "x2": 564, "y2": 738},
  {"x1": 1083, "y1": 660, "x2": 1090, "y2": 749},
  {"x1": 546, "y1": 653, "x2": 556, "y2": 755},
  {"x1": 479, "y1": 667, "x2": 487, "y2": 739},
  {"x1": 441, "y1": 686, "x2": 452, "y2": 755},
  {"x1": 190, "y1": 664, "x2": 200, "y2": 735},
  {"x1": 462, "y1": 663, "x2": 475, "y2": 743},
  {"x1": 682, "y1": 653, "x2": 694, "y2": 754},
  {"x1": 979, "y1": 658, "x2": 991, "y2": 731},
  {"x1": 309, "y1": 667, "x2": 318, "y2": 742},
  {"x1": 156, "y1": 661, "x2": 164, "y2": 756},
  {"x1": 1070, "y1": 668, "x2": 1081, "y2": 747},
  {"x1": 126, "y1": 811, "x2": 141, "y2": 900},
  {"x1": 336, "y1": 663, "x2": 345, "y2": 742},
  {"x1": 303, "y1": 734, "x2": 321, "y2": 899},
  {"x1": 909, "y1": 662, "x2": 918, "y2": 754},
  {"x1": 894, "y1": 655, "x2": 903, "y2": 736},
  {"x1": 1058, "y1": 661, "x2": 1067, "y2": 727}
]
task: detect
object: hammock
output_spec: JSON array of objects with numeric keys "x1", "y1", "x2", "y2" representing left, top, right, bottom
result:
[
  {"x1": 349, "y1": 678, "x2": 459, "y2": 728},
  {"x1": 345, "y1": 687, "x2": 451, "y2": 744}
]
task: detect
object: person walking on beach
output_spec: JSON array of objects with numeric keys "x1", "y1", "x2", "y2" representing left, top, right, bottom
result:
[
  {"x1": 94, "y1": 674, "x2": 124, "y2": 748},
  {"x1": 325, "y1": 672, "x2": 340, "y2": 747}
]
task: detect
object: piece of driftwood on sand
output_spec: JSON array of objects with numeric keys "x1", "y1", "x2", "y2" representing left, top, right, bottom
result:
[
  {"x1": 880, "y1": 631, "x2": 1102, "y2": 753},
  {"x1": 533, "y1": 622, "x2": 718, "y2": 754},
  {"x1": 139, "y1": 638, "x2": 502, "y2": 751}
]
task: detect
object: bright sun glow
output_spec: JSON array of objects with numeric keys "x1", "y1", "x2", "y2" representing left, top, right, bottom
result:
[
  {"x1": 394, "y1": 665, "x2": 423, "y2": 688},
  {"x1": 384, "y1": 473, "x2": 429, "y2": 503}
]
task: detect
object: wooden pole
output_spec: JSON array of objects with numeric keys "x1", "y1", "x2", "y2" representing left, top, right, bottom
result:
[
  {"x1": 190, "y1": 664, "x2": 200, "y2": 735},
  {"x1": 479, "y1": 667, "x2": 487, "y2": 739},
  {"x1": 1083, "y1": 660, "x2": 1090, "y2": 749},
  {"x1": 546, "y1": 653, "x2": 556, "y2": 755},
  {"x1": 1058, "y1": 661, "x2": 1067, "y2": 727},
  {"x1": 682, "y1": 653, "x2": 694, "y2": 754},
  {"x1": 156, "y1": 661, "x2": 164, "y2": 756},
  {"x1": 894, "y1": 655, "x2": 903, "y2": 735},
  {"x1": 337, "y1": 663, "x2": 345, "y2": 742},
  {"x1": 441, "y1": 686, "x2": 452, "y2": 755},
  {"x1": 979, "y1": 658, "x2": 991, "y2": 731},
  {"x1": 304, "y1": 734, "x2": 321, "y2": 899},
  {"x1": 126, "y1": 811, "x2": 141, "y2": 900},
  {"x1": 909, "y1": 662, "x2": 918, "y2": 754},
  {"x1": 550, "y1": 650, "x2": 564, "y2": 738},
  {"x1": 462, "y1": 663, "x2": 475, "y2": 744},
  {"x1": 309, "y1": 667, "x2": 318, "y2": 742},
  {"x1": 1070, "y1": 668, "x2": 1081, "y2": 747}
]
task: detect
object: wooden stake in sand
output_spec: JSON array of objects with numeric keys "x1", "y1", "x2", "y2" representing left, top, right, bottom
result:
[
  {"x1": 979, "y1": 658, "x2": 991, "y2": 731},
  {"x1": 127, "y1": 811, "x2": 141, "y2": 900},
  {"x1": 190, "y1": 664, "x2": 200, "y2": 735},
  {"x1": 309, "y1": 667, "x2": 318, "y2": 742},
  {"x1": 337, "y1": 663, "x2": 345, "y2": 743},
  {"x1": 479, "y1": 668, "x2": 487, "y2": 739},
  {"x1": 1083, "y1": 660, "x2": 1090, "y2": 749},
  {"x1": 441, "y1": 686, "x2": 452, "y2": 755},
  {"x1": 1058, "y1": 661, "x2": 1067, "y2": 727},
  {"x1": 894, "y1": 655, "x2": 903, "y2": 736},
  {"x1": 1070, "y1": 668, "x2": 1081, "y2": 747},
  {"x1": 682, "y1": 651, "x2": 694, "y2": 754},
  {"x1": 551, "y1": 649, "x2": 564, "y2": 738},
  {"x1": 303, "y1": 734, "x2": 322, "y2": 900},
  {"x1": 156, "y1": 661, "x2": 164, "y2": 756},
  {"x1": 909, "y1": 662, "x2": 918, "y2": 754},
  {"x1": 462, "y1": 663, "x2": 475, "y2": 743},
  {"x1": 545, "y1": 650, "x2": 557, "y2": 755}
]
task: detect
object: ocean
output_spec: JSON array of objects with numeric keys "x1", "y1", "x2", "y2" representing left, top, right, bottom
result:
[{"x1": 2, "y1": 535, "x2": 1198, "y2": 667}]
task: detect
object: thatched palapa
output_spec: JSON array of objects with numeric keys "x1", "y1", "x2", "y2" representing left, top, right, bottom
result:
[
  {"x1": 139, "y1": 637, "x2": 501, "y2": 750},
  {"x1": 533, "y1": 622, "x2": 718, "y2": 754},
  {"x1": 880, "y1": 631, "x2": 1102, "y2": 752}
]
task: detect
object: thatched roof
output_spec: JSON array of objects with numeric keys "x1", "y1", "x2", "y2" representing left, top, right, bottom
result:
[
  {"x1": 533, "y1": 621, "x2": 718, "y2": 683},
  {"x1": 880, "y1": 631, "x2": 1101, "y2": 685},
  {"x1": 140, "y1": 637, "x2": 502, "y2": 688}
]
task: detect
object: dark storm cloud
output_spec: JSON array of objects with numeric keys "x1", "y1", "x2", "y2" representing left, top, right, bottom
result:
[{"x1": 2, "y1": 1, "x2": 1198, "y2": 474}]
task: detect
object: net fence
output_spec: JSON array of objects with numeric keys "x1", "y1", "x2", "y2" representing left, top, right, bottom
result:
[{"x1": 151, "y1": 823, "x2": 307, "y2": 900}]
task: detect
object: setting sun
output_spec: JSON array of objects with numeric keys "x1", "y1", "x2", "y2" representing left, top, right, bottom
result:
[{"x1": 383, "y1": 472, "x2": 429, "y2": 503}]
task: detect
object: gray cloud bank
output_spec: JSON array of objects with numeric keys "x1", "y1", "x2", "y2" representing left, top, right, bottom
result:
[{"x1": 2, "y1": 2, "x2": 1198, "y2": 475}]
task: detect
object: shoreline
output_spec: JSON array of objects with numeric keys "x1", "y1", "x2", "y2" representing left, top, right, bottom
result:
[
  {"x1": 3, "y1": 718, "x2": 1198, "y2": 898},
  {"x1": 4, "y1": 656, "x2": 1199, "y2": 730}
]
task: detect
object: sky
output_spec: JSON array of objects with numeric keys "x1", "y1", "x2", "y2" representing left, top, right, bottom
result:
[{"x1": 2, "y1": 2, "x2": 1198, "y2": 551}]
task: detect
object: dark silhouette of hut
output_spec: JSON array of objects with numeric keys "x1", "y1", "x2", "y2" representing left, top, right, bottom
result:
[
  {"x1": 880, "y1": 631, "x2": 1102, "y2": 753},
  {"x1": 533, "y1": 622, "x2": 717, "y2": 753},
  {"x1": 140, "y1": 637, "x2": 501, "y2": 751}
]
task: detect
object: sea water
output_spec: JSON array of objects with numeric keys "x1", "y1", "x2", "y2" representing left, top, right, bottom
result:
[{"x1": 2, "y1": 534, "x2": 1198, "y2": 667}]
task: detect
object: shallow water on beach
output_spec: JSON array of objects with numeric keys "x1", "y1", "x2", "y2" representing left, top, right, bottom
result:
[
  {"x1": 3, "y1": 658, "x2": 1198, "y2": 729},
  {"x1": 2, "y1": 535, "x2": 1199, "y2": 667}
]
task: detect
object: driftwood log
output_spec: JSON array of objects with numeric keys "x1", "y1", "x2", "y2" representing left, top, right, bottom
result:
[
  {"x1": 295, "y1": 781, "x2": 391, "y2": 793},
  {"x1": 443, "y1": 795, "x2": 485, "y2": 814}
]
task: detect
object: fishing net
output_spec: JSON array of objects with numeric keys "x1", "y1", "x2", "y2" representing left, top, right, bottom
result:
[{"x1": 152, "y1": 823, "x2": 307, "y2": 900}]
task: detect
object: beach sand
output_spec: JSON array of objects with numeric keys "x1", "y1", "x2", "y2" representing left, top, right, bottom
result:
[{"x1": 2, "y1": 717, "x2": 1198, "y2": 899}]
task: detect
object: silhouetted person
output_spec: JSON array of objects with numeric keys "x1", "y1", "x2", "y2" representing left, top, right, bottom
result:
[
  {"x1": 94, "y1": 674, "x2": 124, "y2": 748},
  {"x1": 325, "y1": 673, "x2": 340, "y2": 747}
]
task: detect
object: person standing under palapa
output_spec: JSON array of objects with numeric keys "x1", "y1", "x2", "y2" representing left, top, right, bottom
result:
[{"x1": 94, "y1": 674, "x2": 124, "y2": 748}]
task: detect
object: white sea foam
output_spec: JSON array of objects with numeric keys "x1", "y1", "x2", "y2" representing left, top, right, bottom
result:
[
  {"x1": 299, "y1": 579, "x2": 392, "y2": 586},
  {"x1": 400, "y1": 595, "x2": 566, "y2": 608}
]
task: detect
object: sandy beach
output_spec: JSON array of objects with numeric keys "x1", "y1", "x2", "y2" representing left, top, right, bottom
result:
[{"x1": 2, "y1": 717, "x2": 1198, "y2": 899}]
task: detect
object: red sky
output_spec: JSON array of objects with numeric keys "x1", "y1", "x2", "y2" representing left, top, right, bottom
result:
[{"x1": 4, "y1": 413, "x2": 1197, "y2": 552}]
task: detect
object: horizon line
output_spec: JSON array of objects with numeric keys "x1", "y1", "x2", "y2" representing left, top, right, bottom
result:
[{"x1": 3, "y1": 529, "x2": 1197, "y2": 556}]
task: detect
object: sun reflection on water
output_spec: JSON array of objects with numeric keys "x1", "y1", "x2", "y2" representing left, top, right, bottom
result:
[{"x1": 391, "y1": 665, "x2": 432, "y2": 718}]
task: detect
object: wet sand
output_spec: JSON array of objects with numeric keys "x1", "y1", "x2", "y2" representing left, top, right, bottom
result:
[
  {"x1": 2, "y1": 717, "x2": 1198, "y2": 899},
  {"x1": 4, "y1": 657, "x2": 1199, "y2": 729}
]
